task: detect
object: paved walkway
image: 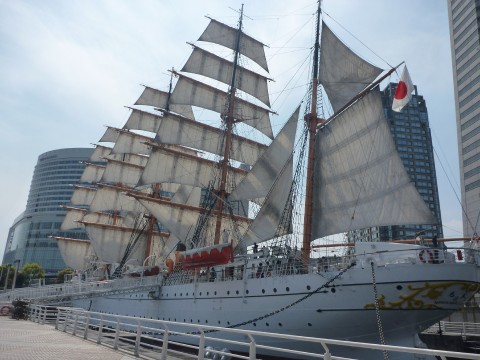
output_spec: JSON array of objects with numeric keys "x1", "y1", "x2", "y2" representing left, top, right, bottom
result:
[{"x1": 0, "y1": 315, "x2": 154, "y2": 360}]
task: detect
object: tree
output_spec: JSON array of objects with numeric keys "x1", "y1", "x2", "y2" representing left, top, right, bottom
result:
[
  {"x1": 20, "y1": 263, "x2": 45, "y2": 287},
  {"x1": 56, "y1": 268, "x2": 74, "y2": 284}
]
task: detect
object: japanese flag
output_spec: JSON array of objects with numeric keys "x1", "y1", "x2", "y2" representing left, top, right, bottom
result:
[{"x1": 392, "y1": 65, "x2": 414, "y2": 112}]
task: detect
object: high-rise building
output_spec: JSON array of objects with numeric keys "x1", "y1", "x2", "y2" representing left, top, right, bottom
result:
[
  {"x1": 348, "y1": 83, "x2": 443, "y2": 242},
  {"x1": 2, "y1": 148, "x2": 92, "y2": 280},
  {"x1": 447, "y1": 0, "x2": 480, "y2": 237}
]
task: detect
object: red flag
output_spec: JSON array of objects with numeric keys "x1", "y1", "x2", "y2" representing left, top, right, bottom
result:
[{"x1": 392, "y1": 65, "x2": 414, "y2": 112}]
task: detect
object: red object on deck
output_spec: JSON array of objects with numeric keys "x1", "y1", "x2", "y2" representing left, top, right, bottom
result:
[
  {"x1": 457, "y1": 250, "x2": 463, "y2": 261},
  {"x1": 180, "y1": 243, "x2": 234, "y2": 269}
]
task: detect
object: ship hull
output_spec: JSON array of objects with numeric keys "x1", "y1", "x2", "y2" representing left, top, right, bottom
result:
[{"x1": 73, "y1": 262, "x2": 480, "y2": 359}]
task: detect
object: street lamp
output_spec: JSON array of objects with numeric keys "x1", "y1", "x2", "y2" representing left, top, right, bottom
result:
[
  {"x1": 3, "y1": 264, "x2": 11, "y2": 291},
  {"x1": 11, "y1": 260, "x2": 20, "y2": 291}
]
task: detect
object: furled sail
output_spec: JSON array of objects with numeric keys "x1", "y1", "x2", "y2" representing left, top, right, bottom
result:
[
  {"x1": 182, "y1": 45, "x2": 271, "y2": 106},
  {"x1": 198, "y1": 18, "x2": 269, "y2": 72},
  {"x1": 319, "y1": 23, "x2": 382, "y2": 112},
  {"x1": 54, "y1": 237, "x2": 93, "y2": 270},
  {"x1": 311, "y1": 90, "x2": 437, "y2": 239}
]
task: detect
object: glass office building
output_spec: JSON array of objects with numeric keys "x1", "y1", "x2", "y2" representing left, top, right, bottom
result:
[
  {"x1": 447, "y1": 0, "x2": 480, "y2": 237},
  {"x1": 2, "y1": 148, "x2": 92, "y2": 279},
  {"x1": 348, "y1": 84, "x2": 443, "y2": 242}
]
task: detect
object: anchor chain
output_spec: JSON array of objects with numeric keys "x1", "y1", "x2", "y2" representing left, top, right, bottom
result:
[
  {"x1": 370, "y1": 261, "x2": 389, "y2": 360},
  {"x1": 186, "y1": 262, "x2": 356, "y2": 335}
]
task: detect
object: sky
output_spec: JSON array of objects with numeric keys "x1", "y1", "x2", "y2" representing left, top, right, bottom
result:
[{"x1": 0, "y1": 0, "x2": 463, "y2": 260}]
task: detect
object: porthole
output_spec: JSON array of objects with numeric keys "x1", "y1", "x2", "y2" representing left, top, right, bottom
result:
[
  {"x1": 180, "y1": 293, "x2": 182, "y2": 296},
  {"x1": 307, "y1": 285, "x2": 311, "y2": 290},
  {"x1": 262, "y1": 289, "x2": 265, "y2": 294},
  {"x1": 253, "y1": 322, "x2": 256, "y2": 326},
  {"x1": 174, "y1": 293, "x2": 176, "y2": 297},
  {"x1": 286, "y1": 287, "x2": 290, "y2": 292},
  {"x1": 227, "y1": 291, "x2": 230, "y2": 295},
  {"x1": 273, "y1": 288, "x2": 277, "y2": 293},
  {"x1": 218, "y1": 320, "x2": 221, "y2": 324},
  {"x1": 308, "y1": 323, "x2": 312, "y2": 327},
  {"x1": 236, "y1": 290, "x2": 239, "y2": 295},
  {"x1": 199, "y1": 292, "x2": 202, "y2": 296},
  {"x1": 278, "y1": 323, "x2": 282, "y2": 327},
  {"x1": 227, "y1": 321, "x2": 230, "y2": 325},
  {"x1": 396, "y1": 285, "x2": 403, "y2": 290},
  {"x1": 331, "y1": 288, "x2": 336, "y2": 293},
  {"x1": 246, "y1": 290, "x2": 249, "y2": 294},
  {"x1": 206, "y1": 320, "x2": 208, "y2": 324},
  {"x1": 207, "y1": 292, "x2": 209, "y2": 295},
  {"x1": 214, "y1": 291, "x2": 217, "y2": 295},
  {"x1": 266, "y1": 322, "x2": 269, "y2": 326},
  {"x1": 186, "y1": 293, "x2": 188, "y2": 296},
  {"x1": 198, "y1": 320, "x2": 200, "y2": 323}
]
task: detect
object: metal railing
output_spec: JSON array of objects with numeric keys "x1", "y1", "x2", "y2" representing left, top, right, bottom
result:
[
  {"x1": 27, "y1": 304, "x2": 480, "y2": 360},
  {"x1": 423, "y1": 321, "x2": 480, "y2": 337},
  {"x1": 3, "y1": 245, "x2": 478, "y2": 304}
]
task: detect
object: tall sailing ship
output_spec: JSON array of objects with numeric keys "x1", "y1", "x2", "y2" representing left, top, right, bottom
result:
[{"x1": 53, "y1": 3, "x2": 480, "y2": 359}]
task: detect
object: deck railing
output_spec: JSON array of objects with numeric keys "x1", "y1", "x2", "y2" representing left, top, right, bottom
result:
[
  {"x1": 1, "y1": 246, "x2": 477, "y2": 303},
  {"x1": 27, "y1": 304, "x2": 480, "y2": 360}
]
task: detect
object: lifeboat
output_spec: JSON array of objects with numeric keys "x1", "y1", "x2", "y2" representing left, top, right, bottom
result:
[{"x1": 179, "y1": 243, "x2": 234, "y2": 269}]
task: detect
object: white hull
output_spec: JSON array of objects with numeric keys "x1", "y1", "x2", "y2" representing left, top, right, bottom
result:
[{"x1": 73, "y1": 259, "x2": 480, "y2": 360}]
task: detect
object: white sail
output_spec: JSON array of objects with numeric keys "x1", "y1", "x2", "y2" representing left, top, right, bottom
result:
[
  {"x1": 155, "y1": 111, "x2": 267, "y2": 165},
  {"x1": 171, "y1": 185, "x2": 201, "y2": 207},
  {"x1": 135, "y1": 195, "x2": 250, "y2": 246},
  {"x1": 134, "y1": 85, "x2": 195, "y2": 119},
  {"x1": 319, "y1": 23, "x2": 382, "y2": 112},
  {"x1": 54, "y1": 237, "x2": 93, "y2": 270},
  {"x1": 241, "y1": 157, "x2": 293, "y2": 247},
  {"x1": 230, "y1": 106, "x2": 299, "y2": 201},
  {"x1": 71, "y1": 185, "x2": 97, "y2": 206},
  {"x1": 99, "y1": 126, "x2": 120, "y2": 143},
  {"x1": 124, "y1": 107, "x2": 163, "y2": 133},
  {"x1": 101, "y1": 154, "x2": 148, "y2": 187},
  {"x1": 60, "y1": 206, "x2": 87, "y2": 230},
  {"x1": 82, "y1": 221, "x2": 147, "y2": 264},
  {"x1": 311, "y1": 90, "x2": 437, "y2": 239},
  {"x1": 80, "y1": 163, "x2": 105, "y2": 183},
  {"x1": 111, "y1": 129, "x2": 152, "y2": 156},
  {"x1": 89, "y1": 145, "x2": 112, "y2": 162},
  {"x1": 171, "y1": 74, "x2": 273, "y2": 139},
  {"x1": 139, "y1": 146, "x2": 247, "y2": 191},
  {"x1": 182, "y1": 45, "x2": 270, "y2": 106},
  {"x1": 89, "y1": 185, "x2": 148, "y2": 213},
  {"x1": 198, "y1": 18, "x2": 269, "y2": 72}
]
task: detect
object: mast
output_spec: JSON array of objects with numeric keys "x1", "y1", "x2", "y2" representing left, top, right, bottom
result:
[
  {"x1": 213, "y1": 4, "x2": 244, "y2": 244},
  {"x1": 302, "y1": 1, "x2": 322, "y2": 262}
]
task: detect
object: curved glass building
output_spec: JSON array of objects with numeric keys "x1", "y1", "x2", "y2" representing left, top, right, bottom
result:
[{"x1": 2, "y1": 148, "x2": 92, "y2": 280}]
